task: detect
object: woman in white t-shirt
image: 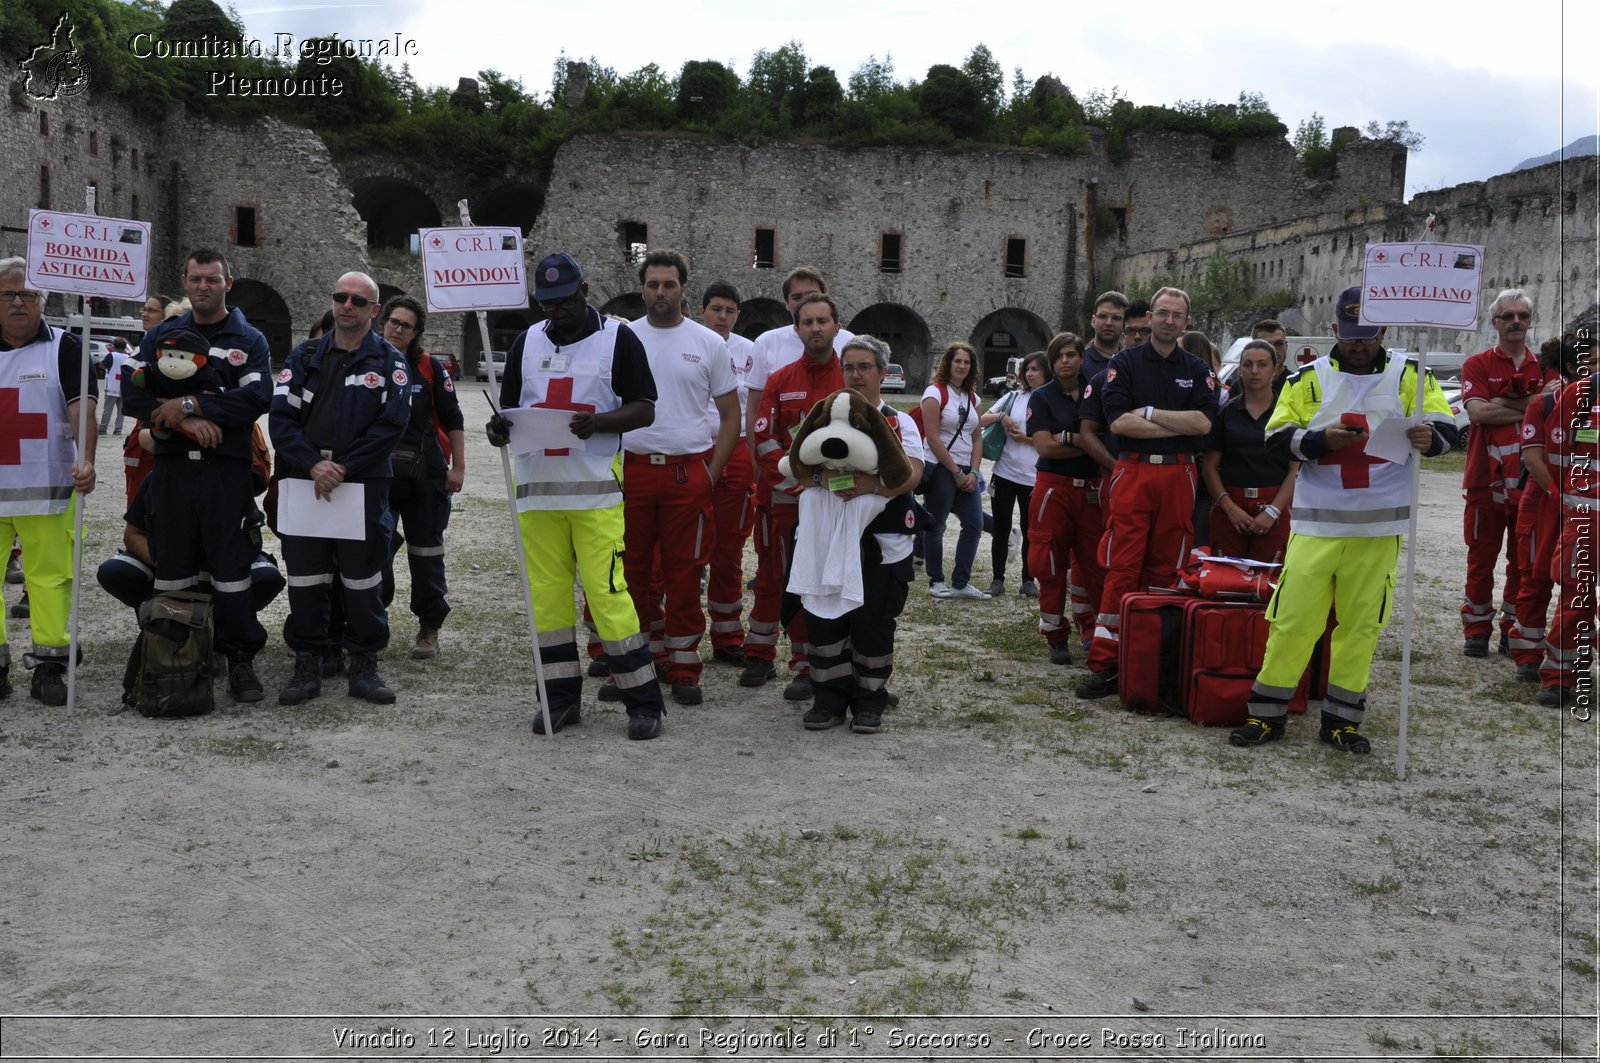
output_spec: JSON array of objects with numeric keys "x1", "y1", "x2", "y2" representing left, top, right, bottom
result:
[
  {"x1": 979, "y1": 351, "x2": 1047, "y2": 597},
  {"x1": 919, "y1": 341, "x2": 987, "y2": 599}
]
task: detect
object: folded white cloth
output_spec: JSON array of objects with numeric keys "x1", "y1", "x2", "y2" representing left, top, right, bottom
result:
[{"x1": 788, "y1": 488, "x2": 887, "y2": 619}]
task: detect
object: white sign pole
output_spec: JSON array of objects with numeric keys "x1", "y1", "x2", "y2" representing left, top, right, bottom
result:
[
  {"x1": 1362, "y1": 221, "x2": 1484, "y2": 780},
  {"x1": 64, "y1": 189, "x2": 98, "y2": 716},
  {"x1": 452, "y1": 202, "x2": 553, "y2": 739}
]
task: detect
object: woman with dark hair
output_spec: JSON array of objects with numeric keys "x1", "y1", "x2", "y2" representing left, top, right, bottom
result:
[
  {"x1": 980, "y1": 351, "x2": 1046, "y2": 597},
  {"x1": 1026, "y1": 332, "x2": 1109, "y2": 665},
  {"x1": 379, "y1": 294, "x2": 466, "y2": 660},
  {"x1": 307, "y1": 310, "x2": 335, "y2": 340},
  {"x1": 920, "y1": 341, "x2": 987, "y2": 599},
  {"x1": 1510, "y1": 333, "x2": 1588, "y2": 684},
  {"x1": 1200, "y1": 339, "x2": 1296, "y2": 564}
]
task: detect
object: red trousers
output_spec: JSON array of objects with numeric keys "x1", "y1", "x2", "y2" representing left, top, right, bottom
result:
[
  {"x1": 1462, "y1": 486, "x2": 1521, "y2": 640},
  {"x1": 706, "y1": 443, "x2": 755, "y2": 652},
  {"x1": 1087, "y1": 457, "x2": 1196, "y2": 673},
  {"x1": 1541, "y1": 508, "x2": 1598, "y2": 694},
  {"x1": 1208, "y1": 485, "x2": 1291, "y2": 564},
  {"x1": 747, "y1": 500, "x2": 808, "y2": 672},
  {"x1": 623, "y1": 452, "x2": 715, "y2": 683},
  {"x1": 1028, "y1": 471, "x2": 1106, "y2": 649},
  {"x1": 1511, "y1": 489, "x2": 1559, "y2": 667}
]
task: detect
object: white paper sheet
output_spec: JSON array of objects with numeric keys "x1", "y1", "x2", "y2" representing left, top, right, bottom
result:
[
  {"x1": 277, "y1": 478, "x2": 366, "y2": 540},
  {"x1": 501, "y1": 405, "x2": 620, "y2": 456},
  {"x1": 1364, "y1": 416, "x2": 1416, "y2": 465}
]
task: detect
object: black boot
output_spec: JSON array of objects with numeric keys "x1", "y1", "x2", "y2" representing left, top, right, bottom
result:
[
  {"x1": 228, "y1": 655, "x2": 263, "y2": 703},
  {"x1": 0, "y1": 662, "x2": 11, "y2": 700},
  {"x1": 278, "y1": 652, "x2": 322, "y2": 705},
  {"x1": 348, "y1": 652, "x2": 396, "y2": 705},
  {"x1": 30, "y1": 659, "x2": 66, "y2": 706}
]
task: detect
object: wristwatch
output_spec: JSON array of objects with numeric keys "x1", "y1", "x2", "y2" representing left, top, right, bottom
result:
[{"x1": 180, "y1": 396, "x2": 197, "y2": 416}]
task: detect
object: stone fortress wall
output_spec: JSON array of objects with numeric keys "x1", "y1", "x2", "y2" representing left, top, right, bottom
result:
[{"x1": 2, "y1": 86, "x2": 1589, "y2": 384}]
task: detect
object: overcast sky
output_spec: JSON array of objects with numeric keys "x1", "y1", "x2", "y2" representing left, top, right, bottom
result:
[{"x1": 230, "y1": 0, "x2": 1597, "y2": 200}]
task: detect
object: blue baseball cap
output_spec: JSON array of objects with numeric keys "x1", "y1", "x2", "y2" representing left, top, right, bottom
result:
[
  {"x1": 1335, "y1": 285, "x2": 1381, "y2": 340},
  {"x1": 534, "y1": 252, "x2": 583, "y2": 302}
]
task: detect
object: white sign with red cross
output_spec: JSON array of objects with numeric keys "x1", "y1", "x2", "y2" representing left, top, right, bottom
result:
[
  {"x1": 26, "y1": 210, "x2": 151, "y2": 300},
  {"x1": 419, "y1": 227, "x2": 529, "y2": 313},
  {"x1": 1360, "y1": 242, "x2": 1485, "y2": 331}
]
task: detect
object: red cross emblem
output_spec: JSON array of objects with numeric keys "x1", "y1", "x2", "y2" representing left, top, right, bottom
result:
[
  {"x1": 532, "y1": 377, "x2": 595, "y2": 456},
  {"x1": 1316, "y1": 413, "x2": 1385, "y2": 488},
  {"x1": 0, "y1": 389, "x2": 50, "y2": 465},
  {"x1": 1375, "y1": 251, "x2": 1386, "y2": 262},
  {"x1": 37, "y1": 217, "x2": 51, "y2": 230},
  {"x1": 430, "y1": 236, "x2": 442, "y2": 248}
]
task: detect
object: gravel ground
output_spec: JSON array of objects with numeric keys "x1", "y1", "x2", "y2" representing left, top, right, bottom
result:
[{"x1": 1, "y1": 430, "x2": 1595, "y2": 1061}]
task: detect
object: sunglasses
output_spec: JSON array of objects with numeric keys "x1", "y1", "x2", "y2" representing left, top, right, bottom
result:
[
  {"x1": 1496, "y1": 311, "x2": 1532, "y2": 322},
  {"x1": 331, "y1": 292, "x2": 373, "y2": 307}
]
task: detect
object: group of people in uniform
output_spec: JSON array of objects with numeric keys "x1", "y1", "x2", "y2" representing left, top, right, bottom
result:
[{"x1": 1, "y1": 243, "x2": 1592, "y2": 743}]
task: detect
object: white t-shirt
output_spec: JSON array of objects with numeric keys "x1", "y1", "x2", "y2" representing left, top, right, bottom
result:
[
  {"x1": 706, "y1": 332, "x2": 755, "y2": 435},
  {"x1": 622, "y1": 317, "x2": 738, "y2": 456},
  {"x1": 875, "y1": 405, "x2": 925, "y2": 564},
  {"x1": 921, "y1": 383, "x2": 980, "y2": 467},
  {"x1": 989, "y1": 388, "x2": 1038, "y2": 486},
  {"x1": 746, "y1": 324, "x2": 856, "y2": 395}
]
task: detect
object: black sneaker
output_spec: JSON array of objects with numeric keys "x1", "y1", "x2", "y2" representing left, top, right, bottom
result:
[
  {"x1": 29, "y1": 660, "x2": 66, "y2": 706},
  {"x1": 1537, "y1": 685, "x2": 1572, "y2": 708},
  {"x1": 739, "y1": 660, "x2": 776, "y2": 687},
  {"x1": 10, "y1": 591, "x2": 30, "y2": 619},
  {"x1": 627, "y1": 711, "x2": 663, "y2": 740},
  {"x1": 802, "y1": 705, "x2": 846, "y2": 730},
  {"x1": 1514, "y1": 662, "x2": 1541, "y2": 683},
  {"x1": 851, "y1": 708, "x2": 884, "y2": 733},
  {"x1": 0, "y1": 664, "x2": 11, "y2": 700},
  {"x1": 1074, "y1": 669, "x2": 1118, "y2": 700},
  {"x1": 1497, "y1": 632, "x2": 1511, "y2": 657},
  {"x1": 1048, "y1": 643, "x2": 1073, "y2": 666},
  {"x1": 1462, "y1": 635, "x2": 1489, "y2": 658},
  {"x1": 1319, "y1": 721, "x2": 1371, "y2": 754},
  {"x1": 713, "y1": 646, "x2": 747, "y2": 667},
  {"x1": 671, "y1": 681, "x2": 703, "y2": 706},
  {"x1": 278, "y1": 652, "x2": 322, "y2": 705},
  {"x1": 598, "y1": 678, "x2": 622, "y2": 702},
  {"x1": 1229, "y1": 716, "x2": 1285, "y2": 747},
  {"x1": 783, "y1": 672, "x2": 814, "y2": 701},
  {"x1": 586, "y1": 658, "x2": 610, "y2": 678},
  {"x1": 533, "y1": 702, "x2": 581, "y2": 734},
  {"x1": 228, "y1": 658, "x2": 264, "y2": 703}
]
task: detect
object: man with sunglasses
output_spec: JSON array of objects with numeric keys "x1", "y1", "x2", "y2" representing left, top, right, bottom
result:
[
  {"x1": 486, "y1": 253, "x2": 668, "y2": 740},
  {"x1": 1459, "y1": 289, "x2": 1552, "y2": 659},
  {"x1": 270, "y1": 273, "x2": 411, "y2": 706},
  {"x1": 125, "y1": 249, "x2": 270, "y2": 705}
]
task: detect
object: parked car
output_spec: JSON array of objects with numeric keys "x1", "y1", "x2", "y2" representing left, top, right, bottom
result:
[
  {"x1": 474, "y1": 350, "x2": 508, "y2": 382},
  {"x1": 883, "y1": 363, "x2": 906, "y2": 393},
  {"x1": 432, "y1": 351, "x2": 461, "y2": 379}
]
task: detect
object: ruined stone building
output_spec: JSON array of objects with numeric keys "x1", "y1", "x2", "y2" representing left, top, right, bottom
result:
[{"x1": 2, "y1": 88, "x2": 1593, "y2": 386}]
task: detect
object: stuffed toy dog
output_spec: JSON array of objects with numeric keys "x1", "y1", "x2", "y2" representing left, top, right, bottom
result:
[{"x1": 780, "y1": 388, "x2": 913, "y2": 490}]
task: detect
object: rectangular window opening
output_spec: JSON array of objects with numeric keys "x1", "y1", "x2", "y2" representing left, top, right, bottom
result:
[
  {"x1": 235, "y1": 206, "x2": 258, "y2": 247},
  {"x1": 754, "y1": 227, "x2": 776, "y2": 270},
  {"x1": 39, "y1": 165, "x2": 50, "y2": 209},
  {"x1": 1004, "y1": 237, "x2": 1027, "y2": 279},
  {"x1": 620, "y1": 220, "x2": 647, "y2": 266},
  {"x1": 879, "y1": 231, "x2": 903, "y2": 274}
]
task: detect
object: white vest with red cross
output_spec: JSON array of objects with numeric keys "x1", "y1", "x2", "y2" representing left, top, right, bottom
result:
[
  {"x1": 512, "y1": 319, "x2": 625, "y2": 511},
  {"x1": 1293, "y1": 352, "x2": 1413, "y2": 538},
  {"x1": 0, "y1": 326, "x2": 77, "y2": 516}
]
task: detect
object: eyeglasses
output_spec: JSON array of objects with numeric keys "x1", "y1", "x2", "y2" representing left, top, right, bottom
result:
[
  {"x1": 538, "y1": 296, "x2": 582, "y2": 314},
  {"x1": 331, "y1": 292, "x2": 373, "y2": 307},
  {"x1": 1123, "y1": 326, "x2": 1152, "y2": 338},
  {"x1": 1093, "y1": 312, "x2": 1124, "y2": 323},
  {"x1": 1496, "y1": 311, "x2": 1532, "y2": 322},
  {"x1": 0, "y1": 291, "x2": 41, "y2": 304},
  {"x1": 1150, "y1": 309, "x2": 1187, "y2": 321},
  {"x1": 384, "y1": 319, "x2": 417, "y2": 333},
  {"x1": 841, "y1": 362, "x2": 879, "y2": 375}
]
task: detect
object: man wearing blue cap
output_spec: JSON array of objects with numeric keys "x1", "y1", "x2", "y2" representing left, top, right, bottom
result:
[
  {"x1": 1228, "y1": 285, "x2": 1458, "y2": 753},
  {"x1": 486, "y1": 252, "x2": 668, "y2": 740}
]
